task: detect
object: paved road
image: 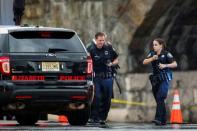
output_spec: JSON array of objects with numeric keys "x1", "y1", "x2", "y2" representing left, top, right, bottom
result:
[{"x1": 0, "y1": 121, "x2": 197, "y2": 130}]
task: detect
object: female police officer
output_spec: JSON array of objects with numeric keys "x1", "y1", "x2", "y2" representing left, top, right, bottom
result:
[{"x1": 143, "y1": 38, "x2": 177, "y2": 125}]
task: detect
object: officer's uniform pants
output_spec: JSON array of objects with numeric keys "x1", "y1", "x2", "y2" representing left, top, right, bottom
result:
[
  {"x1": 152, "y1": 80, "x2": 170, "y2": 123},
  {"x1": 91, "y1": 77, "x2": 113, "y2": 121}
]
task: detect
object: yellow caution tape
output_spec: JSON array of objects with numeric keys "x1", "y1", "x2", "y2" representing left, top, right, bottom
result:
[
  {"x1": 111, "y1": 99, "x2": 147, "y2": 106},
  {"x1": 189, "y1": 106, "x2": 197, "y2": 110}
]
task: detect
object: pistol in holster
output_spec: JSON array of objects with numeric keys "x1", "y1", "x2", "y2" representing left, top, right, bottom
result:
[{"x1": 149, "y1": 74, "x2": 161, "y2": 87}]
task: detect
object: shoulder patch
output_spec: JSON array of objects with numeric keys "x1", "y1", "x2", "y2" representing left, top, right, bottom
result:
[
  {"x1": 167, "y1": 52, "x2": 173, "y2": 58},
  {"x1": 147, "y1": 52, "x2": 152, "y2": 58},
  {"x1": 105, "y1": 50, "x2": 109, "y2": 55}
]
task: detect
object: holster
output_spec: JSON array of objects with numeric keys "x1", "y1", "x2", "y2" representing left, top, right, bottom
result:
[{"x1": 149, "y1": 74, "x2": 161, "y2": 87}]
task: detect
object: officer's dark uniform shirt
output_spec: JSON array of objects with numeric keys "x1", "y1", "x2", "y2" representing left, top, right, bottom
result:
[
  {"x1": 147, "y1": 50, "x2": 174, "y2": 80},
  {"x1": 87, "y1": 43, "x2": 118, "y2": 74}
]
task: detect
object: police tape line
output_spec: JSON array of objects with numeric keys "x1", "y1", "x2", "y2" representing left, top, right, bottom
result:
[
  {"x1": 111, "y1": 99, "x2": 197, "y2": 109},
  {"x1": 190, "y1": 106, "x2": 197, "y2": 110},
  {"x1": 111, "y1": 99, "x2": 147, "y2": 106},
  {"x1": 112, "y1": 100, "x2": 197, "y2": 109}
]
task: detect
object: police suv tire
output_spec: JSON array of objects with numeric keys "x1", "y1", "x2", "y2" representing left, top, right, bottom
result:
[
  {"x1": 15, "y1": 112, "x2": 40, "y2": 125},
  {"x1": 67, "y1": 106, "x2": 90, "y2": 125}
]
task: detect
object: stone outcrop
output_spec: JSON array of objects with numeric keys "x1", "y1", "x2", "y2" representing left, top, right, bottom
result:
[
  {"x1": 130, "y1": 0, "x2": 197, "y2": 72},
  {"x1": 23, "y1": 0, "x2": 156, "y2": 74},
  {"x1": 23, "y1": 0, "x2": 197, "y2": 73}
]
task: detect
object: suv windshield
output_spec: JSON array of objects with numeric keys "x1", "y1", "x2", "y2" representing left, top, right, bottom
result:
[{"x1": 9, "y1": 31, "x2": 85, "y2": 53}]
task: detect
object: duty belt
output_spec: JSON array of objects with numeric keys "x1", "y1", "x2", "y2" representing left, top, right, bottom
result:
[
  {"x1": 153, "y1": 72, "x2": 170, "y2": 82},
  {"x1": 94, "y1": 72, "x2": 112, "y2": 79}
]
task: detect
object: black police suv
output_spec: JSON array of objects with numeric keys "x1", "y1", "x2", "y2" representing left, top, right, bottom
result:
[{"x1": 0, "y1": 26, "x2": 94, "y2": 125}]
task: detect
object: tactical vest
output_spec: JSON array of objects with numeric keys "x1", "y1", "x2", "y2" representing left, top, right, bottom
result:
[{"x1": 150, "y1": 51, "x2": 173, "y2": 81}]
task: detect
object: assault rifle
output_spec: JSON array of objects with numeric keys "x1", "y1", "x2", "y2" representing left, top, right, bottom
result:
[
  {"x1": 112, "y1": 65, "x2": 121, "y2": 94},
  {"x1": 106, "y1": 60, "x2": 121, "y2": 94}
]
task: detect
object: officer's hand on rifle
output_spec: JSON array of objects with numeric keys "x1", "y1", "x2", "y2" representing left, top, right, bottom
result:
[
  {"x1": 106, "y1": 62, "x2": 113, "y2": 67},
  {"x1": 106, "y1": 60, "x2": 113, "y2": 67}
]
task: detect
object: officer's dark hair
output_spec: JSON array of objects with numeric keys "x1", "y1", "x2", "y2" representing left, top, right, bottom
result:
[
  {"x1": 154, "y1": 38, "x2": 166, "y2": 50},
  {"x1": 95, "y1": 32, "x2": 106, "y2": 39}
]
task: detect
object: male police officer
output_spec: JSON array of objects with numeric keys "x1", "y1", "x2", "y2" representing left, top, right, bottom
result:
[{"x1": 87, "y1": 32, "x2": 118, "y2": 125}]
